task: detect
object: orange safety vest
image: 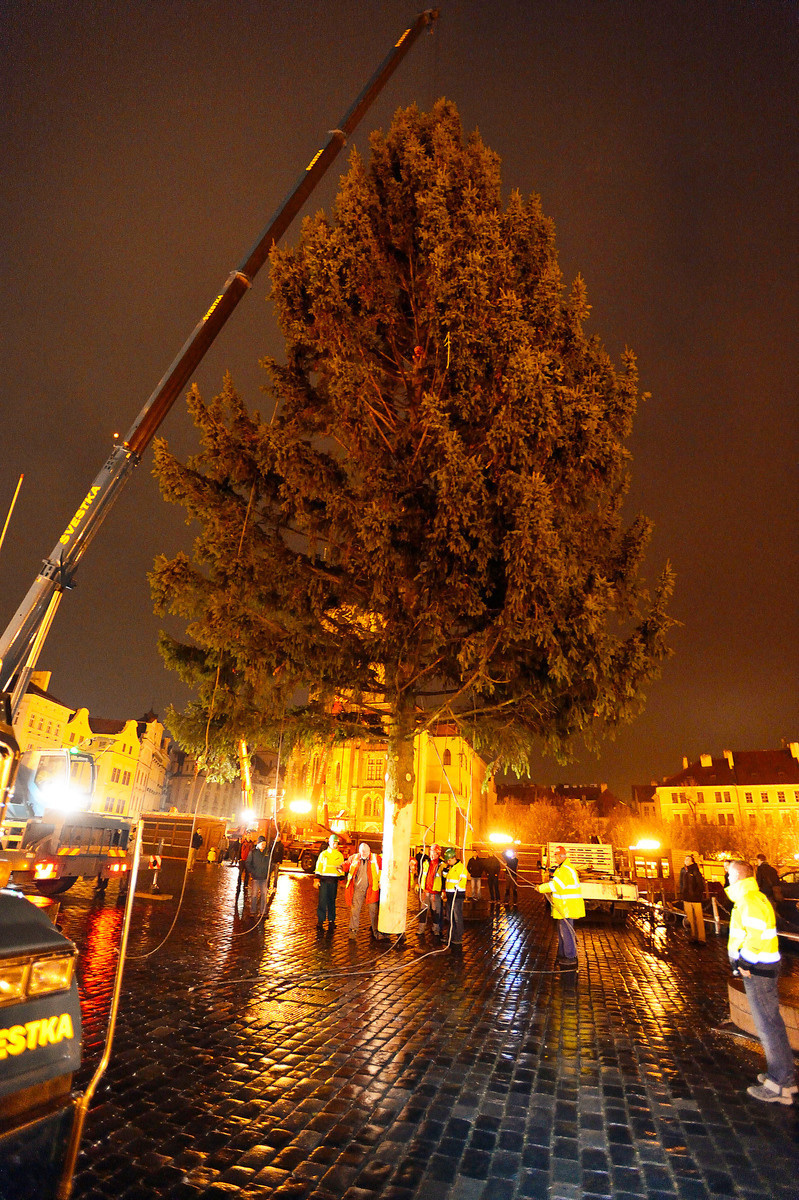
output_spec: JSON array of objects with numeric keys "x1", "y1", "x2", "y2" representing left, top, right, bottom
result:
[{"x1": 345, "y1": 855, "x2": 381, "y2": 905}]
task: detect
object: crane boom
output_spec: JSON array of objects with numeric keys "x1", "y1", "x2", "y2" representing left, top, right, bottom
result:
[{"x1": 0, "y1": 10, "x2": 439, "y2": 718}]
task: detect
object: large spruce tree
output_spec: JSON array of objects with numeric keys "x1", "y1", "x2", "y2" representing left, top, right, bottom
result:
[{"x1": 151, "y1": 101, "x2": 672, "y2": 931}]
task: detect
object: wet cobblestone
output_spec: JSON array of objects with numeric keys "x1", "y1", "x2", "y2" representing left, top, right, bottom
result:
[{"x1": 17, "y1": 864, "x2": 799, "y2": 1198}]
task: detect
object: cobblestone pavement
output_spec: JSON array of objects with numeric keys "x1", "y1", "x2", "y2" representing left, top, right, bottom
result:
[{"x1": 26, "y1": 863, "x2": 799, "y2": 1199}]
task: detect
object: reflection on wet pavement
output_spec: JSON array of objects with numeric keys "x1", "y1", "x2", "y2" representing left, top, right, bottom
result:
[{"x1": 40, "y1": 862, "x2": 799, "y2": 1199}]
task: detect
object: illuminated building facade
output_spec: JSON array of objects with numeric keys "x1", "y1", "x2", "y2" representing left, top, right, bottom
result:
[
  {"x1": 14, "y1": 671, "x2": 171, "y2": 816},
  {"x1": 285, "y1": 722, "x2": 497, "y2": 847},
  {"x1": 653, "y1": 744, "x2": 799, "y2": 829}
]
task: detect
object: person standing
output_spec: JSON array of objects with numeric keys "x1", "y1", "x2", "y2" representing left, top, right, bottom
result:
[
  {"x1": 442, "y1": 847, "x2": 468, "y2": 949},
  {"x1": 755, "y1": 853, "x2": 781, "y2": 907},
  {"x1": 315, "y1": 834, "x2": 345, "y2": 932},
  {"x1": 244, "y1": 835, "x2": 272, "y2": 919},
  {"x1": 503, "y1": 847, "x2": 519, "y2": 905},
  {"x1": 538, "y1": 845, "x2": 585, "y2": 970},
  {"x1": 265, "y1": 824, "x2": 284, "y2": 893},
  {"x1": 236, "y1": 830, "x2": 255, "y2": 904},
  {"x1": 345, "y1": 843, "x2": 383, "y2": 940},
  {"x1": 188, "y1": 828, "x2": 203, "y2": 871},
  {"x1": 466, "y1": 853, "x2": 484, "y2": 901},
  {"x1": 726, "y1": 859, "x2": 796, "y2": 1105},
  {"x1": 679, "y1": 854, "x2": 706, "y2": 943},
  {"x1": 483, "y1": 853, "x2": 501, "y2": 905},
  {"x1": 416, "y1": 844, "x2": 444, "y2": 938}
]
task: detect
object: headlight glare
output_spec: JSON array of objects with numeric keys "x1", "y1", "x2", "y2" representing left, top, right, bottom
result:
[{"x1": 29, "y1": 955, "x2": 74, "y2": 996}]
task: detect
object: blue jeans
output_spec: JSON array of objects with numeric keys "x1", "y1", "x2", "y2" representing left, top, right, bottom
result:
[
  {"x1": 742, "y1": 970, "x2": 796, "y2": 1088},
  {"x1": 250, "y1": 877, "x2": 269, "y2": 916},
  {"x1": 557, "y1": 917, "x2": 577, "y2": 959}
]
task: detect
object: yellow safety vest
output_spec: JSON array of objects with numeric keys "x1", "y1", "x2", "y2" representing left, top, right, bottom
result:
[
  {"x1": 315, "y1": 847, "x2": 345, "y2": 877},
  {"x1": 444, "y1": 860, "x2": 468, "y2": 893},
  {"x1": 726, "y1": 876, "x2": 780, "y2": 966},
  {"x1": 540, "y1": 860, "x2": 585, "y2": 920}
]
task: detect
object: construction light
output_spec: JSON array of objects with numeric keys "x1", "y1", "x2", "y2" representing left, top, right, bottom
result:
[
  {"x1": 489, "y1": 832, "x2": 512, "y2": 844},
  {"x1": 630, "y1": 839, "x2": 661, "y2": 851},
  {"x1": 290, "y1": 800, "x2": 312, "y2": 814}
]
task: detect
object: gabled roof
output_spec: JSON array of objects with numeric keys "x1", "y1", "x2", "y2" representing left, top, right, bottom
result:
[
  {"x1": 661, "y1": 748, "x2": 799, "y2": 789},
  {"x1": 87, "y1": 716, "x2": 127, "y2": 736}
]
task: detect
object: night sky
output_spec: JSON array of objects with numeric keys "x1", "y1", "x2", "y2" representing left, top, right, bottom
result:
[{"x1": 2, "y1": 1, "x2": 797, "y2": 800}]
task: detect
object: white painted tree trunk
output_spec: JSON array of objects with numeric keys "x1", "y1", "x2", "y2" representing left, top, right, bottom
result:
[{"x1": 377, "y1": 706, "x2": 416, "y2": 936}]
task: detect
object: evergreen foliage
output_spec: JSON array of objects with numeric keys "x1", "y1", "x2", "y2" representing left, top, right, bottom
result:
[{"x1": 151, "y1": 100, "x2": 673, "y2": 787}]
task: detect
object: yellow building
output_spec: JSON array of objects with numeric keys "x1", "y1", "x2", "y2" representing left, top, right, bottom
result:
[
  {"x1": 285, "y1": 721, "x2": 496, "y2": 848},
  {"x1": 13, "y1": 671, "x2": 171, "y2": 818},
  {"x1": 653, "y1": 744, "x2": 799, "y2": 829}
]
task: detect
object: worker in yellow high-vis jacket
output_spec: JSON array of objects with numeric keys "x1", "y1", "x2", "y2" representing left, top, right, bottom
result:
[{"x1": 538, "y1": 845, "x2": 585, "y2": 969}]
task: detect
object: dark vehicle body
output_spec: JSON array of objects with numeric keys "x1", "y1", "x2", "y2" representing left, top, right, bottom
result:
[
  {"x1": 285, "y1": 828, "x2": 382, "y2": 873},
  {"x1": 0, "y1": 891, "x2": 82, "y2": 1197}
]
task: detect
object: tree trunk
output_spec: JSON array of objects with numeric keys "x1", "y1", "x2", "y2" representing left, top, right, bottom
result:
[{"x1": 377, "y1": 702, "x2": 416, "y2": 936}]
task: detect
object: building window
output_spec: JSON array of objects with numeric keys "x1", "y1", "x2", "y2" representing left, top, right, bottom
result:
[
  {"x1": 122, "y1": 771, "x2": 131, "y2": 787},
  {"x1": 714, "y1": 791, "x2": 721, "y2": 803},
  {"x1": 723, "y1": 791, "x2": 731, "y2": 803},
  {"x1": 111, "y1": 767, "x2": 121, "y2": 783},
  {"x1": 761, "y1": 791, "x2": 768, "y2": 803},
  {"x1": 778, "y1": 791, "x2": 786, "y2": 803},
  {"x1": 745, "y1": 792, "x2": 753, "y2": 804},
  {"x1": 443, "y1": 749, "x2": 452, "y2": 767},
  {"x1": 696, "y1": 791, "x2": 704, "y2": 804},
  {"x1": 699, "y1": 814, "x2": 707, "y2": 824},
  {"x1": 104, "y1": 797, "x2": 114, "y2": 812},
  {"x1": 727, "y1": 814, "x2": 734, "y2": 825},
  {"x1": 749, "y1": 813, "x2": 757, "y2": 825},
  {"x1": 373, "y1": 797, "x2": 382, "y2": 819},
  {"x1": 365, "y1": 756, "x2": 383, "y2": 782},
  {"x1": 363, "y1": 795, "x2": 372, "y2": 817},
  {"x1": 115, "y1": 798, "x2": 125, "y2": 814}
]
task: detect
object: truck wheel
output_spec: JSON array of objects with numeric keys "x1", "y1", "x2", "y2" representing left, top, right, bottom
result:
[
  {"x1": 299, "y1": 850, "x2": 317, "y2": 874},
  {"x1": 35, "y1": 876, "x2": 78, "y2": 897}
]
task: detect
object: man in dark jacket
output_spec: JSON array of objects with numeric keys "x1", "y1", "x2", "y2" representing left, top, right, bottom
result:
[
  {"x1": 483, "y1": 854, "x2": 501, "y2": 904},
  {"x1": 503, "y1": 848, "x2": 519, "y2": 905},
  {"x1": 755, "y1": 854, "x2": 781, "y2": 907},
  {"x1": 245, "y1": 835, "x2": 272, "y2": 918},
  {"x1": 679, "y1": 855, "x2": 706, "y2": 943},
  {"x1": 266, "y1": 827, "x2": 284, "y2": 893}
]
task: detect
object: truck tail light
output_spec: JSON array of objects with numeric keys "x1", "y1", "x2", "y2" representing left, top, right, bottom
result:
[{"x1": 34, "y1": 860, "x2": 57, "y2": 880}]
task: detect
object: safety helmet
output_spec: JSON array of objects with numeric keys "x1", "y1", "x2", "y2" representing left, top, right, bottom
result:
[
  {"x1": 431, "y1": 843, "x2": 441, "y2": 857},
  {"x1": 554, "y1": 845, "x2": 566, "y2": 856},
  {"x1": 443, "y1": 846, "x2": 457, "y2": 860},
  {"x1": 329, "y1": 834, "x2": 339, "y2": 845}
]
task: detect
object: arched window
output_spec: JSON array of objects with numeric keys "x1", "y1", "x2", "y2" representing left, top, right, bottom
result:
[
  {"x1": 442, "y1": 749, "x2": 451, "y2": 767},
  {"x1": 363, "y1": 795, "x2": 372, "y2": 817},
  {"x1": 373, "y1": 797, "x2": 382, "y2": 819}
]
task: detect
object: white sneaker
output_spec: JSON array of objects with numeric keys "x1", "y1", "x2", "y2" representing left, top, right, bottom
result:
[
  {"x1": 757, "y1": 1073, "x2": 797, "y2": 1095},
  {"x1": 747, "y1": 1079, "x2": 794, "y2": 1105}
]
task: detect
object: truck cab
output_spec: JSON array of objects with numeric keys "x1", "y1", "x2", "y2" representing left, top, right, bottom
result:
[{"x1": 0, "y1": 890, "x2": 82, "y2": 1197}]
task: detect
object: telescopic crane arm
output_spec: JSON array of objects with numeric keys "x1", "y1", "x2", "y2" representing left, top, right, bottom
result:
[{"x1": 0, "y1": 10, "x2": 439, "y2": 722}]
